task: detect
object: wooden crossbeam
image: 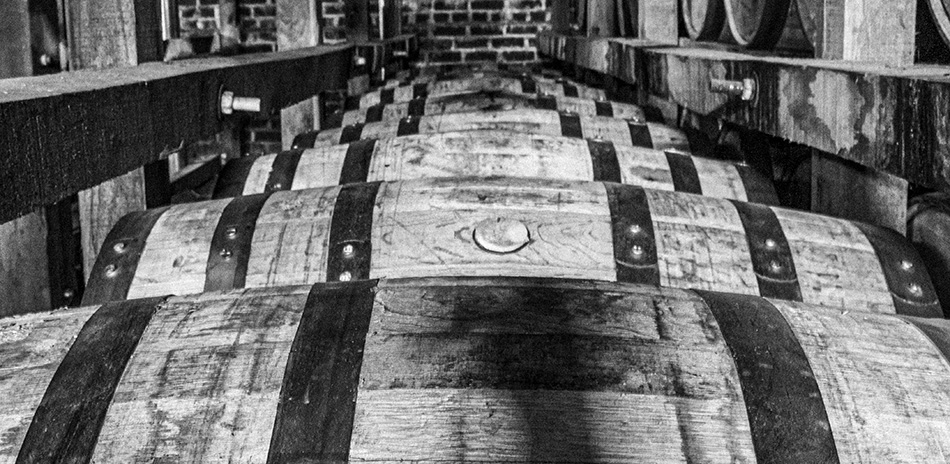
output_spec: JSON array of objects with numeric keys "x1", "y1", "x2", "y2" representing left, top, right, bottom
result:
[
  {"x1": 0, "y1": 45, "x2": 353, "y2": 224},
  {"x1": 538, "y1": 33, "x2": 950, "y2": 192}
]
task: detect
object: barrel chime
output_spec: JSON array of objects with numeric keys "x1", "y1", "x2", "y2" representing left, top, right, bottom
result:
[{"x1": 3, "y1": 67, "x2": 950, "y2": 463}]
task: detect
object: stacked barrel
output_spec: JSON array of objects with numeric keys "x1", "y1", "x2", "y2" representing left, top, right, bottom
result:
[{"x1": 3, "y1": 66, "x2": 950, "y2": 463}]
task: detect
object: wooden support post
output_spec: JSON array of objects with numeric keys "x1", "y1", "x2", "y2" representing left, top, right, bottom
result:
[
  {"x1": 797, "y1": 0, "x2": 917, "y2": 65},
  {"x1": 812, "y1": 152, "x2": 909, "y2": 233},
  {"x1": 279, "y1": 0, "x2": 323, "y2": 143},
  {"x1": 0, "y1": 0, "x2": 31, "y2": 77},
  {"x1": 69, "y1": 0, "x2": 163, "y2": 278},
  {"x1": 636, "y1": 0, "x2": 677, "y2": 43},
  {"x1": 344, "y1": 0, "x2": 371, "y2": 42},
  {"x1": 586, "y1": 0, "x2": 616, "y2": 36}
]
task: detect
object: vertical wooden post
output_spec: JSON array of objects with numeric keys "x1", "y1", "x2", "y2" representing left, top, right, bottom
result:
[
  {"x1": 0, "y1": 0, "x2": 55, "y2": 315},
  {"x1": 636, "y1": 0, "x2": 677, "y2": 43},
  {"x1": 278, "y1": 0, "x2": 323, "y2": 144},
  {"x1": 812, "y1": 152, "x2": 909, "y2": 233},
  {"x1": 586, "y1": 0, "x2": 616, "y2": 36},
  {"x1": 69, "y1": 0, "x2": 162, "y2": 279},
  {"x1": 797, "y1": 0, "x2": 917, "y2": 65}
]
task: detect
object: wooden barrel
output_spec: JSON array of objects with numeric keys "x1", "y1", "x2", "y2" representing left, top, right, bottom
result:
[
  {"x1": 6, "y1": 277, "x2": 950, "y2": 462},
  {"x1": 214, "y1": 131, "x2": 778, "y2": 204},
  {"x1": 293, "y1": 109, "x2": 691, "y2": 153},
  {"x1": 328, "y1": 91, "x2": 645, "y2": 128},
  {"x1": 908, "y1": 192, "x2": 950, "y2": 317},
  {"x1": 923, "y1": 0, "x2": 950, "y2": 49},
  {"x1": 681, "y1": 0, "x2": 725, "y2": 40},
  {"x1": 723, "y1": 0, "x2": 811, "y2": 50},
  {"x1": 352, "y1": 76, "x2": 606, "y2": 108},
  {"x1": 83, "y1": 178, "x2": 940, "y2": 317}
]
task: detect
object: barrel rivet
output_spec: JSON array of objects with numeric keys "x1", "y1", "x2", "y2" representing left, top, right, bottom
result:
[
  {"x1": 272, "y1": 182, "x2": 282, "y2": 190},
  {"x1": 342, "y1": 244, "x2": 355, "y2": 257},
  {"x1": 112, "y1": 242, "x2": 127, "y2": 253},
  {"x1": 630, "y1": 245, "x2": 645, "y2": 258},
  {"x1": 764, "y1": 238, "x2": 777, "y2": 249},
  {"x1": 900, "y1": 260, "x2": 914, "y2": 271},
  {"x1": 63, "y1": 288, "x2": 75, "y2": 300},
  {"x1": 226, "y1": 227, "x2": 238, "y2": 239},
  {"x1": 339, "y1": 271, "x2": 353, "y2": 282},
  {"x1": 627, "y1": 224, "x2": 642, "y2": 236},
  {"x1": 769, "y1": 260, "x2": 782, "y2": 272},
  {"x1": 908, "y1": 283, "x2": 924, "y2": 297},
  {"x1": 220, "y1": 248, "x2": 233, "y2": 259},
  {"x1": 104, "y1": 264, "x2": 119, "y2": 277}
]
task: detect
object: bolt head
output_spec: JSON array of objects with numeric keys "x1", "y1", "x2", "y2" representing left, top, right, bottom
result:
[
  {"x1": 104, "y1": 264, "x2": 118, "y2": 277},
  {"x1": 764, "y1": 238, "x2": 777, "y2": 249},
  {"x1": 112, "y1": 242, "x2": 127, "y2": 253},
  {"x1": 226, "y1": 227, "x2": 238, "y2": 239},
  {"x1": 900, "y1": 260, "x2": 914, "y2": 271},
  {"x1": 769, "y1": 260, "x2": 782, "y2": 272},
  {"x1": 908, "y1": 283, "x2": 924, "y2": 297},
  {"x1": 342, "y1": 244, "x2": 355, "y2": 257},
  {"x1": 339, "y1": 271, "x2": 353, "y2": 282},
  {"x1": 627, "y1": 224, "x2": 642, "y2": 236},
  {"x1": 630, "y1": 245, "x2": 644, "y2": 258},
  {"x1": 220, "y1": 248, "x2": 233, "y2": 259}
]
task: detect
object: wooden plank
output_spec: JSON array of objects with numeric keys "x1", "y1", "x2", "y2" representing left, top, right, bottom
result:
[
  {"x1": 79, "y1": 170, "x2": 148, "y2": 280},
  {"x1": 0, "y1": 0, "x2": 31, "y2": 77},
  {"x1": 637, "y1": 0, "x2": 678, "y2": 43},
  {"x1": 278, "y1": 0, "x2": 322, "y2": 147},
  {"x1": 0, "y1": 45, "x2": 353, "y2": 225},
  {"x1": 586, "y1": 0, "x2": 616, "y2": 36},
  {"x1": 797, "y1": 0, "x2": 917, "y2": 65},
  {"x1": 812, "y1": 151, "x2": 909, "y2": 232},
  {"x1": 537, "y1": 33, "x2": 950, "y2": 191}
]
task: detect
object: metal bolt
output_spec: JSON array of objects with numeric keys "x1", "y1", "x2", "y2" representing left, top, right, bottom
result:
[
  {"x1": 271, "y1": 182, "x2": 282, "y2": 190},
  {"x1": 354, "y1": 55, "x2": 367, "y2": 67},
  {"x1": 220, "y1": 248, "x2": 233, "y2": 259},
  {"x1": 630, "y1": 245, "x2": 645, "y2": 258},
  {"x1": 710, "y1": 78, "x2": 757, "y2": 101},
  {"x1": 220, "y1": 90, "x2": 262, "y2": 115},
  {"x1": 393, "y1": 50, "x2": 409, "y2": 58},
  {"x1": 104, "y1": 264, "x2": 119, "y2": 277},
  {"x1": 112, "y1": 242, "x2": 127, "y2": 253},
  {"x1": 900, "y1": 260, "x2": 914, "y2": 271},
  {"x1": 339, "y1": 271, "x2": 352, "y2": 282},
  {"x1": 627, "y1": 224, "x2": 643, "y2": 236},
  {"x1": 226, "y1": 227, "x2": 238, "y2": 239},
  {"x1": 342, "y1": 244, "x2": 355, "y2": 257},
  {"x1": 769, "y1": 260, "x2": 783, "y2": 272},
  {"x1": 908, "y1": 283, "x2": 924, "y2": 297},
  {"x1": 764, "y1": 238, "x2": 777, "y2": 249},
  {"x1": 63, "y1": 288, "x2": 75, "y2": 300}
]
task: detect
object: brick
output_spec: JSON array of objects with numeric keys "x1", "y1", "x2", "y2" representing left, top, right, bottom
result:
[
  {"x1": 430, "y1": 51, "x2": 463, "y2": 62},
  {"x1": 502, "y1": 50, "x2": 536, "y2": 61},
  {"x1": 421, "y1": 37, "x2": 454, "y2": 49},
  {"x1": 510, "y1": 12, "x2": 527, "y2": 21},
  {"x1": 517, "y1": 0, "x2": 542, "y2": 8},
  {"x1": 323, "y1": 3, "x2": 343, "y2": 14},
  {"x1": 530, "y1": 11, "x2": 547, "y2": 21},
  {"x1": 469, "y1": 24, "x2": 502, "y2": 35},
  {"x1": 470, "y1": 12, "x2": 488, "y2": 21},
  {"x1": 455, "y1": 37, "x2": 489, "y2": 48},
  {"x1": 470, "y1": 0, "x2": 505, "y2": 9},
  {"x1": 198, "y1": 0, "x2": 216, "y2": 5},
  {"x1": 255, "y1": 5, "x2": 277, "y2": 16},
  {"x1": 434, "y1": 25, "x2": 467, "y2": 35},
  {"x1": 180, "y1": 6, "x2": 197, "y2": 17},
  {"x1": 507, "y1": 24, "x2": 538, "y2": 34},
  {"x1": 415, "y1": 13, "x2": 430, "y2": 23},
  {"x1": 492, "y1": 37, "x2": 524, "y2": 48},
  {"x1": 197, "y1": 5, "x2": 215, "y2": 17},
  {"x1": 434, "y1": 12, "x2": 450, "y2": 22},
  {"x1": 452, "y1": 12, "x2": 469, "y2": 21},
  {"x1": 465, "y1": 50, "x2": 498, "y2": 61}
]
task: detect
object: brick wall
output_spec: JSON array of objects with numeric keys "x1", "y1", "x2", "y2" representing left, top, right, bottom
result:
[
  {"x1": 403, "y1": 0, "x2": 548, "y2": 69},
  {"x1": 178, "y1": 0, "x2": 282, "y2": 154}
]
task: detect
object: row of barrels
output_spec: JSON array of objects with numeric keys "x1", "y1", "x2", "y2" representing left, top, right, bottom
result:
[
  {"x1": 682, "y1": 0, "x2": 950, "y2": 53},
  {"x1": 3, "y1": 67, "x2": 950, "y2": 462}
]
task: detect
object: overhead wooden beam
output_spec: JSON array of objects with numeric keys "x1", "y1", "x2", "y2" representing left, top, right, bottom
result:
[
  {"x1": 538, "y1": 33, "x2": 950, "y2": 192},
  {"x1": 0, "y1": 45, "x2": 353, "y2": 224}
]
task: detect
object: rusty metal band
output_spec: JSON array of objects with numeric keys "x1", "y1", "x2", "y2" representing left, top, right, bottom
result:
[
  {"x1": 213, "y1": 155, "x2": 258, "y2": 199},
  {"x1": 853, "y1": 222, "x2": 943, "y2": 317},
  {"x1": 265, "y1": 149, "x2": 305, "y2": 193},
  {"x1": 326, "y1": 182, "x2": 382, "y2": 282},
  {"x1": 379, "y1": 87, "x2": 395, "y2": 105},
  {"x1": 586, "y1": 140, "x2": 622, "y2": 183},
  {"x1": 364, "y1": 103, "x2": 385, "y2": 123},
  {"x1": 82, "y1": 207, "x2": 170, "y2": 306},
  {"x1": 734, "y1": 164, "x2": 781, "y2": 205},
  {"x1": 605, "y1": 183, "x2": 660, "y2": 284},
  {"x1": 344, "y1": 94, "x2": 361, "y2": 111},
  {"x1": 322, "y1": 110, "x2": 345, "y2": 129},
  {"x1": 397, "y1": 116, "x2": 421, "y2": 136},
  {"x1": 730, "y1": 201, "x2": 803, "y2": 301},
  {"x1": 561, "y1": 83, "x2": 579, "y2": 97},
  {"x1": 627, "y1": 123, "x2": 654, "y2": 148},
  {"x1": 204, "y1": 193, "x2": 271, "y2": 293},
  {"x1": 695, "y1": 290, "x2": 839, "y2": 464},
  {"x1": 535, "y1": 94, "x2": 558, "y2": 110},
  {"x1": 594, "y1": 100, "x2": 614, "y2": 117},
  {"x1": 291, "y1": 131, "x2": 320, "y2": 149},
  {"x1": 407, "y1": 97, "x2": 427, "y2": 117},
  {"x1": 520, "y1": 77, "x2": 537, "y2": 94},
  {"x1": 559, "y1": 112, "x2": 583, "y2": 138},
  {"x1": 266, "y1": 280, "x2": 377, "y2": 464},
  {"x1": 664, "y1": 151, "x2": 703, "y2": 195},
  {"x1": 339, "y1": 123, "x2": 366, "y2": 144},
  {"x1": 16, "y1": 296, "x2": 168, "y2": 464},
  {"x1": 412, "y1": 83, "x2": 429, "y2": 99},
  {"x1": 339, "y1": 139, "x2": 378, "y2": 184}
]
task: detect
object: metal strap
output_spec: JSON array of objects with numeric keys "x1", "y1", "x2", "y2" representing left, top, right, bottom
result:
[{"x1": 204, "y1": 194, "x2": 271, "y2": 292}]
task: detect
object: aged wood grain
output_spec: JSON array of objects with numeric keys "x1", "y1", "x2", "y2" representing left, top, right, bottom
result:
[{"x1": 356, "y1": 77, "x2": 606, "y2": 107}]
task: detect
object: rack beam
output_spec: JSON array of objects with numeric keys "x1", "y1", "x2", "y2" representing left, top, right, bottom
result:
[
  {"x1": 539, "y1": 33, "x2": 950, "y2": 192},
  {"x1": 0, "y1": 44, "x2": 353, "y2": 224}
]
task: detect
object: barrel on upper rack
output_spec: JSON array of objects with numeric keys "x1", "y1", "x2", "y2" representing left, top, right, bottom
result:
[
  {"x1": 922, "y1": 0, "x2": 950, "y2": 52},
  {"x1": 723, "y1": 0, "x2": 811, "y2": 50},
  {"x1": 681, "y1": 0, "x2": 726, "y2": 41},
  {"x1": 352, "y1": 76, "x2": 606, "y2": 108},
  {"x1": 215, "y1": 131, "x2": 777, "y2": 204},
  {"x1": 908, "y1": 192, "x2": 950, "y2": 314},
  {"x1": 327, "y1": 91, "x2": 645, "y2": 128},
  {"x1": 6, "y1": 277, "x2": 950, "y2": 462},
  {"x1": 293, "y1": 109, "x2": 691, "y2": 153},
  {"x1": 83, "y1": 178, "x2": 940, "y2": 317}
]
